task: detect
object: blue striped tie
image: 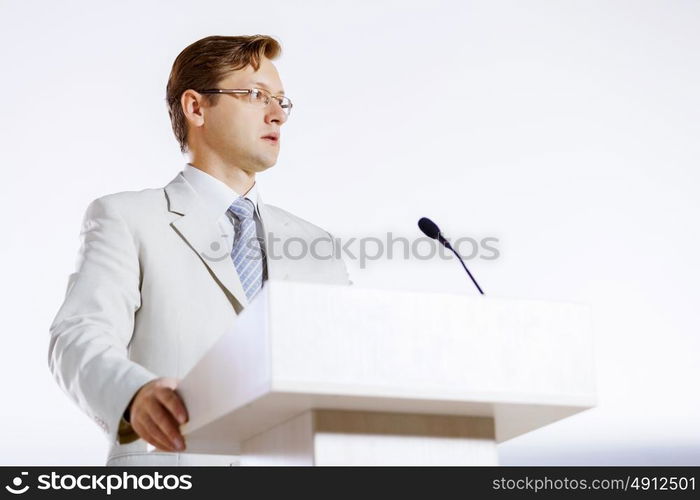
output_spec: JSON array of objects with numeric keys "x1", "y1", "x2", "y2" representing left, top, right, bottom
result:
[{"x1": 228, "y1": 197, "x2": 263, "y2": 301}]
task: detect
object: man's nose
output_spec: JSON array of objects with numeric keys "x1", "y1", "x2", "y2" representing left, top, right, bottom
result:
[{"x1": 266, "y1": 100, "x2": 288, "y2": 124}]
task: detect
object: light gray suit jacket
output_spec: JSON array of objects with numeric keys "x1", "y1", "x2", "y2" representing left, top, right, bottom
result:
[{"x1": 48, "y1": 171, "x2": 350, "y2": 465}]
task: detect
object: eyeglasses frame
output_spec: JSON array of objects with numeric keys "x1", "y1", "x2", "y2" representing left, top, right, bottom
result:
[{"x1": 197, "y1": 88, "x2": 293, "y2": 116}]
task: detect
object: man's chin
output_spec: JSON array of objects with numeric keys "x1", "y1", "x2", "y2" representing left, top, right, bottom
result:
[{"x1": 252, "y1": 157, "x2": 278, "y2": 173}]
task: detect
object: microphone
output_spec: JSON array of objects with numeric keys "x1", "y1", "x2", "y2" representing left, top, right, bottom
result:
[{"x1": 418, "y1": 217, "x2": 485, "y2": 295}]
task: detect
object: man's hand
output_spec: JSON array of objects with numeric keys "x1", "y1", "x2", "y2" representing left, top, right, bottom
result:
[{"x1": 128, "y1": 377, "x2": 189, "y2": 452}]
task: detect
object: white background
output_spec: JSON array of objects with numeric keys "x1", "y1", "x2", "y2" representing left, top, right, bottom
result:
[{"x1": 0, "y1": 0, "x2": 698, "y2": 465}]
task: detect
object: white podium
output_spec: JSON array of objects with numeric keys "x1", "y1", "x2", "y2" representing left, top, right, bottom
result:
[{"x1": 177, "y1": 280, "x2": 595, "y2": 465}]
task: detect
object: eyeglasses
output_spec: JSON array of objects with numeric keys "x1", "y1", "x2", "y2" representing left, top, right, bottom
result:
[{"x1": 197, "y1": 88, "x2": 293, "y2": 116}]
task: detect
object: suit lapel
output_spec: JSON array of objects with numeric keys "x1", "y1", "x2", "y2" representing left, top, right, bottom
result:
[
  {"x1": 164, "y1": 173, "x2": 249, "y2": 313},
  {"x1": 256, "y1": 191, "x2": 290, "y2": 281}
]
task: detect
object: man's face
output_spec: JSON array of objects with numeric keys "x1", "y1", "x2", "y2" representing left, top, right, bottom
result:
[{"x1": 199, "y1": 57, "x2": 287, "y2": 173}]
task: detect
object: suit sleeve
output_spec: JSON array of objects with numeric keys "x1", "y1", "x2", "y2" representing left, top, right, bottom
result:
[{"x1": 48, "y1": 196, "x2": 159, "y2": 445}]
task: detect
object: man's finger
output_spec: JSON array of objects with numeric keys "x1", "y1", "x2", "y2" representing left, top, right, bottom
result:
[
  {"x1": 156, "y1": 388, "x2": 188, "y2": 425},
  {"x1": 148, "y1": 401, "x2": 185, "y2": 450},
  {"x1": 140, "y1": 414, "x2": 176, "y2": 452}
]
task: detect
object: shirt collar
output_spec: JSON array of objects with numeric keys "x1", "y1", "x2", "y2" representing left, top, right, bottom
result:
[{"x1": 182, "y1": 163, "x2": 259, "y2": 218}]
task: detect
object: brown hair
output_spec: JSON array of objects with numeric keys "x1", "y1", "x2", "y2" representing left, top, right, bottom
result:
[{"x1": 166, "y1": 35, "x2": 282, "y2": 153}]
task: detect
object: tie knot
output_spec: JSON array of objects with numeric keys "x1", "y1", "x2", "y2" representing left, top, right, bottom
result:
[{"x1": 228, "y1": 197, "x2": 255, "y2": 221}]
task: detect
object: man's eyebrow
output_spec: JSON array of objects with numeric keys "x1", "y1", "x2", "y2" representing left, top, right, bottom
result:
[{"x1": 251, "y1": 81, "x2": 285, "y2": 95}]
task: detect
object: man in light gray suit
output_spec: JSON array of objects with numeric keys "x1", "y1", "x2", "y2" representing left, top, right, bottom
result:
[{"x1": 48, "y1": 35, "x2": 351, "y2": 466}]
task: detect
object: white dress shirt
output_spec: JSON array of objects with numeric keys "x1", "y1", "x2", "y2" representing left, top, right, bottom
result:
[
  {"x1": 182, "y1": 162, "x2": 259, "y2": 217},
  {"x1": 182, "y1": 163, "x2": 267, "y2": 279}
]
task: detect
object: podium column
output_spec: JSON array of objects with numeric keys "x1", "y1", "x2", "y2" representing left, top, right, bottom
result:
[{"x1": 241, "y1": 410, "x2": 498, "y2": 466}]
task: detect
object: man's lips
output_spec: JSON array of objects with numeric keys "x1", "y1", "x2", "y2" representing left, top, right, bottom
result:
[{"x1": 261, "y1": 136, "x2": 279, "y2": 144}]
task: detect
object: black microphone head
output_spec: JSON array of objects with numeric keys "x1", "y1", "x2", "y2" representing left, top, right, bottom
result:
[{"x1": 418, "y1": 217, "x2": 441, "y2": 240}]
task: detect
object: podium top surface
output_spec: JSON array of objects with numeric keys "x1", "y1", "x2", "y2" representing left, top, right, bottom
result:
[{"x1": 179, "y1": 280, "x2": 596, "y2": 447}]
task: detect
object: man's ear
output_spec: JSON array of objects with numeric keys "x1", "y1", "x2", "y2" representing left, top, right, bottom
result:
[{"x1": 181, "y1": 89, "x2": 206, "y2": 128}]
